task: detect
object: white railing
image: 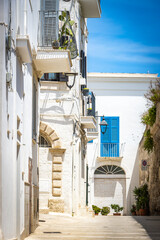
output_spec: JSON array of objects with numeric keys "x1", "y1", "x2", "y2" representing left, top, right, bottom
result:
[{"x1": 101, "y1": 142, "x2": 125, "y2": 157}]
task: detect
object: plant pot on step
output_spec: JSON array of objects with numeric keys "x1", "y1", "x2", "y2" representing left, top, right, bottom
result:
[
  {"x1": 113, "y1": 213, "x2": 121, "y2": 216},
  {"x1": 139, "y1": 208, "x2": 147, "y2": 216}
]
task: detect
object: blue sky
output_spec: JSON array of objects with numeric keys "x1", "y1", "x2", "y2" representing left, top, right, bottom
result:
[{"x1": 87, "y1": 0, "x2": 160, "y2": 75}]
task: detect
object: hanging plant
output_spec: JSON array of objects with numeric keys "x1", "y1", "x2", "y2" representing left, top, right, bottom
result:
[{"x1": 143, "y1": 129, "x2": 154, "y2": 153}]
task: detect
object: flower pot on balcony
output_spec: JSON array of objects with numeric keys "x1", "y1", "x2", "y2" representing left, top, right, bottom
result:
[
  {"x1": 52, "y1": 40, "x2": 60, "y2": 49},
  {"x1": 82, "y1": 88, "x2": 89, "y2": 96}
]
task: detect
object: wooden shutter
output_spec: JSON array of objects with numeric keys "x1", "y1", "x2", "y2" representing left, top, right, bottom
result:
[{"x1": 41, "y1": 0, "x2": 59, "y2": 46}]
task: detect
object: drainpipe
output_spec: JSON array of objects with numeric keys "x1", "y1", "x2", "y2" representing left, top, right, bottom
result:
[
  {"x1": 72, "y1": 120, "x2": 76, "y2": 216},
  {"x1": 24, "y1": 0, "x2": 27, "y2": 35},
  {"x1": 0, "y1": 0, "x2": 5, "y2": 237}
]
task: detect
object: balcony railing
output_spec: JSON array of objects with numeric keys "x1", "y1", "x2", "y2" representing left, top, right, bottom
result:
[
  {"x1": 100, "y1": 142, "x2": 125, "y2": 157},
  {"x1": 38, "y1": 10, "x2": 78, "y2": 59},
  {"x1": 101, "y1": 143, "x2": 119, "y2": 157}
]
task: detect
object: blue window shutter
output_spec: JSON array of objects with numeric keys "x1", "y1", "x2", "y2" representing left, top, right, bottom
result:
[
  {"x1": 100, "y1": 117, "x2": 119, "y2": 157},
  {"x1": 111, "y1": 117, "x2": 119, "y2": 143}
]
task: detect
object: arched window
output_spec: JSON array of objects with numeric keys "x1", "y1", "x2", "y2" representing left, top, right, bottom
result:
[
  {"x1": 94, "y1": 165, "x2": 125, "y2": 175},
  {"x1": 39, "y1": 134, "x2": 51, "y2": 147}
]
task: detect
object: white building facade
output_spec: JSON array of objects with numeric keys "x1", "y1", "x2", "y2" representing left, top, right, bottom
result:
[
  {"x1": 87, "y1": 73, "x2": 158, "y2": 215},
  {"x1": 0, "y1": 0, "x2": 40, "y2": 239},
  {"x1": 37, "y1": 0, "x2": 101, "y2": 216}
]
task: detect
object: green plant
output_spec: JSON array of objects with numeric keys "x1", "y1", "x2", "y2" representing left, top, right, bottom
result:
[
  {"x1": 143, "y1": 129, "x2": 154, "y2": 153},
  {"x1": 92, "y1": 205, "x2": 101, "y2": 214},
  {"x1": 58, "y1": 10, "x2": 75, "y2": 49},
  {"x1": 111, "y1": 204, "x2": 123, "y2": 213},
  {"x1": 101, "y1": 206, "x2": 110, "y2": 215},
  {"x1": 130, "y1": 204, "x2": 136, "y2": 213},
  {"x1": 145, "y1": 79, "x2": 160, "y2": 106},
  {"x1": 133, "y1": 184, "x2": 149, "y2": 210},
  {"x1": 141, "y1": 105, "x2": 156, "y2": 127}
]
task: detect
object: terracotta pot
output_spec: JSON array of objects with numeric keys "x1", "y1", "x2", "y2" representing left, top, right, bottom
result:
[
  {"x1": 136, "y1": 210, "x2": 140, "y2": 216},
  {"x1": 113, "y1": 213, "x2": 121, "y2": 216},
  {"x1": 131, "y1": 212, "x2": 136, "y2": 216},
  {"x1": 139, "y1": 209, "x2": 147, "y2": 216}
]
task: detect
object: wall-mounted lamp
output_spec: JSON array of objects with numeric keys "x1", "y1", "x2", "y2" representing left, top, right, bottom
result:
[
  {"x1": 65, "y1": 72, "x2": 78, "y2": 89},
  {"x1": 95, "y1": 115, "x2": 108, "y2": 134},
  {"x1": 99, "y1": 116, "x2": 108, "y2": 134}
]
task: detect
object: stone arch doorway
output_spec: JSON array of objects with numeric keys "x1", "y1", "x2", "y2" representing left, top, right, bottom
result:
[
  {"x1": 39, "y1": 122, "x2": 65, "y2": 213},
  {"x1": 94, "y1": 164, "x2": 126, "y2": 215}
]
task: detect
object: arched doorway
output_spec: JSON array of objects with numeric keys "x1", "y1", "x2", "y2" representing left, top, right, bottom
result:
[{"x1": 94, "y1": 165, "x2": 126, "y2": 214}]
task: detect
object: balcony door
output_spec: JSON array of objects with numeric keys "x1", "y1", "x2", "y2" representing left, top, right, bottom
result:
[
  {"x1": 40, "y1": 0, "x2": 59, "y2": 46},
  {"x1": 100, "y1": 117, "x2": 119, "y2": 157}
]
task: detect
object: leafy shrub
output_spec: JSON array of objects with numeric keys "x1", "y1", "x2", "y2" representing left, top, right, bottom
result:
[
  {"x1": 101, "y1": 206, "x2": 110, "y2": 215},
  {"x1": 145, "y1": 79, "x2": 160, "y2": 106},
  {"x1": 130, "y1": 204, "x2": 136, "y2": 213},
  {"x1": 143, "y1": 129, "x2": 154, "y2": 153},
  {"x1": 133, "y1": 184, "x2": 149, "y2": 210},
  {"x1": 92, "y1": 205, "x2": 101, "y2": 214},
  {"x1": 111, "y1": 204, "x2": 123, "y2": 213},
  {"x1": 141, "y1": 105, "x2": 156, "y2": 127}
]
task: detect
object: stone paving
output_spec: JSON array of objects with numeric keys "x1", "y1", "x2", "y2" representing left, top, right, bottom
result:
[{"x1": 25, "y1": 214, "x2": 160, "y2": 240}]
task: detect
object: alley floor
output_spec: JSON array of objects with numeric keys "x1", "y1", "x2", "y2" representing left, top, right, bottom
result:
[{"x1": 25, "y1": 214, "x2": 160, "y2": 240}]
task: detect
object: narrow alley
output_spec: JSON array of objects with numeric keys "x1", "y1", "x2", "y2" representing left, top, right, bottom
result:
[{"x1": 25, "y1": 214, "x2": 160, "y2": 240}]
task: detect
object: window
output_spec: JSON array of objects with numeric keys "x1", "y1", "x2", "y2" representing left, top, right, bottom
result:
[
  {"x1": 39, "y1": 134, "x2": 51, "y2": 147},
  {"x1": 95, "y1": 165, "x2": 125, "y2": 175},
  {"x1": 101, "y1": 117, "x2": 119, "y2": 157},
  {"x1": 41, "y1": 73, "x2": 68, "y2": 82},
  {"x1": 40, "y1": 0, "x2": 59, "y2": 46}
]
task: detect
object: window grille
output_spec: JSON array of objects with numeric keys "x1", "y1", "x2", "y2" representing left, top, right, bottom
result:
[
  {"x1": 39, "y1": 134, "x2": 51, "y2": 147},
  {"x1": 95, "y1": 165, "x2": 125, "y2": 175}
]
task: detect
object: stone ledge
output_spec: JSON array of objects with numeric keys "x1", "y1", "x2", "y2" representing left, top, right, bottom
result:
[{"x1": 97, "y1": 157, "x2": 123, "y2": 161}]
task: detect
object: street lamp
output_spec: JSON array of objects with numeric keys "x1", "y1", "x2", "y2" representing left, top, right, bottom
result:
[{"x1": 99, "y1": 116, "x2": 108, "y2": 134}]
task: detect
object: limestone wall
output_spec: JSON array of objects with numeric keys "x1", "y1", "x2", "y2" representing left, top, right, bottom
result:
[{"x1": 138, "y1": 102, "x2": 160, "y2": 215}]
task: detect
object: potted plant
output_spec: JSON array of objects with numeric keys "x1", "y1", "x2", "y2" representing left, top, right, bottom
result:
[
  {"x1": 92, "y1": 205, "x2": 101, "y2": 215},
  {"x1": 133, "y1": 184, "x2": 149, "y2": 216},
  {"x1": 101, "y1": 206, "x2": 110, "y2": 216},
  {"x1": 130, "y1": 204, "x2": 136, "y2": 216},
  {"x1": 52, "y1": 40, "x2": 60, "y2": 49},
  {"x1": 111, "y1": 204, "x2": 123, "y2": 216}
]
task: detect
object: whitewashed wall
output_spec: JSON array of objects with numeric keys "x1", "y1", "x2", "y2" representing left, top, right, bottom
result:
[
  {"x1": 0, "y1": 0, "x2": 40, "y2": 239},
  {"x1": 87, "y1": 73, "x2": 158, "y2": 215}
]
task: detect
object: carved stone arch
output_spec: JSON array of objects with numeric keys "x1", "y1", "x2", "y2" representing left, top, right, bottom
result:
[
  {"x1": 39, "y1": 121, "x2": 61, "y2": 148},
  {"x1": 94, "y1": 165, "x2": 126, "y2": 175}
]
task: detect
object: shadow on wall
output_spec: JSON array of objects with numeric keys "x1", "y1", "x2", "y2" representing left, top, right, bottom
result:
[{"x1": 127, "y1": 148, "x2": 140, "y2": 215}]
